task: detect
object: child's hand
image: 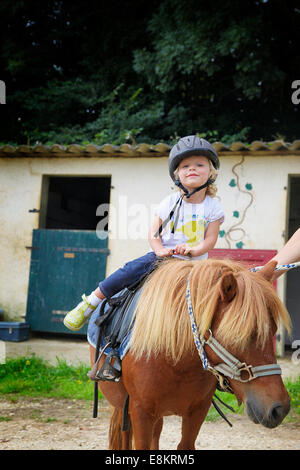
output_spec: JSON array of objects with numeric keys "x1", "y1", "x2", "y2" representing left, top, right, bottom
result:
[
  {"x1": 173, "y1": 244, "x2": 192, "y2": 257},
  {"x1": 155, "y1": 248, "x2": 174, "y2": 258}
]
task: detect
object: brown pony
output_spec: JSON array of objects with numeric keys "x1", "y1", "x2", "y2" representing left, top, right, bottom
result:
[{"x1": 89, "y1": 258, "x2": 291, "y2": 450}]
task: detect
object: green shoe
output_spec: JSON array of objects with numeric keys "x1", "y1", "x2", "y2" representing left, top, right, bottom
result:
[{"x1": 63, "y1": 294, "x2": 96, "y2": 331}]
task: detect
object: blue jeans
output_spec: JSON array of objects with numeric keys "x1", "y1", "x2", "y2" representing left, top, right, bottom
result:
[{"x1": 99, "y1": 251, "x2": 158, "y2": 298}]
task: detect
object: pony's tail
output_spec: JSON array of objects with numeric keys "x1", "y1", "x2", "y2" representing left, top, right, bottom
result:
[{"x1": 108, "y1": 407, "x2": 133, "y2": 450}]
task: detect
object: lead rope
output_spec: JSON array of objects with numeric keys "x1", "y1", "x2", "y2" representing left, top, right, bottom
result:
[{"x1": 250, "y1": 261, "x2": 300, "y2": 272}]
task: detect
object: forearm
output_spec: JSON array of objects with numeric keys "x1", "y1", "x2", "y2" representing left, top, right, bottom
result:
[
  {"x1": 148, "y1": 230, "x2": 164, "y2": 253},
  {"x1": 271, "y1": 228, "x2": 300, "y2": 280},
  {"x1": 189, "y1": 220, "x2": 220, "y2": 257},
  {"x1": 190, "y1": 235, "x2": 218, "y2": 257},
  {"x1": 272, "y1": 228, "x2": 300, "y2": 265},
  {"x1": 148, "y1": 227, "x2": 173, "y2": 257}
]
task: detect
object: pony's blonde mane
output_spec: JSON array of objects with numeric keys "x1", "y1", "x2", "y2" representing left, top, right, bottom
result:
[{"x1": 130, "y1": 258, "x2": 291, "y2": 363}]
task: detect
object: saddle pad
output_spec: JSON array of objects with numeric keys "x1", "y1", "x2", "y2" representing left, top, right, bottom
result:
[{"x1": 87, "y1": 287, "x2": 143, "y2": 360}]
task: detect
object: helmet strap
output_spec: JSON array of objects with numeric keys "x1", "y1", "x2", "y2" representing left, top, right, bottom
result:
[
  {"x1": 154, "y1": 176, "x2": 215, "y2": 238},
  {"x1": 175, "y1": 176, "x2": 215, "y2": 199}
]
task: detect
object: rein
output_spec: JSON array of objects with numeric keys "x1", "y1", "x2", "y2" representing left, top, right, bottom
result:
[{"x1": 186, "y1": 277, "x2": 282, "y2": 394}]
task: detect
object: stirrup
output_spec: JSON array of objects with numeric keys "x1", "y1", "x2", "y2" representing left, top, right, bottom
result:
[{"x1": 96, "y1": 353, "x2": 122, "y2": 382}]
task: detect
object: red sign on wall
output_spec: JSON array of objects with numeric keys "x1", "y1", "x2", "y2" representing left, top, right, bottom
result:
[{"x1": 208, "y1": 248, "x2": 278, "y2": 288}]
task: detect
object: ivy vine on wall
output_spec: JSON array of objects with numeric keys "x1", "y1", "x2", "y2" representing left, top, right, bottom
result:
[{"x1": 219, "y1": 156, "x2": 254, "y2": 249}]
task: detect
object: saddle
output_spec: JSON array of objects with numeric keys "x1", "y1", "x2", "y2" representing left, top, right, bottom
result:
[{"x1": 87, "y1": 270, "x2": 152, "y2": 383}]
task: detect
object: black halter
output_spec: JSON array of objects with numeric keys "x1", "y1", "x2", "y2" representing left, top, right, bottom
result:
[{"x1": 154, "y1": 177, "x2": 214, "y2": 238}]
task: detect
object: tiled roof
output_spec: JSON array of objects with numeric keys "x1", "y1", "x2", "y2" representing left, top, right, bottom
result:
[{"x1": 0, "y1": 140, "x2": 300, "y2": 157}]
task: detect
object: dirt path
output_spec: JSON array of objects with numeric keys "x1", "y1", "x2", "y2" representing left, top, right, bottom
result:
[{"x1": 0, "y1": 396, "x2": 299, "y2": 450}]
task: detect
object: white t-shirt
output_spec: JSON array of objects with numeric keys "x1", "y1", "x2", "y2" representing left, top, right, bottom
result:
[{"x1": 155, "y1": 193, "x2": 224, "y2": 260}]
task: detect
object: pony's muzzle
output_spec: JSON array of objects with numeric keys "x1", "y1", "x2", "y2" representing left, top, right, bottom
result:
[
  {"x1": 268, "y1": 402, "x2": 290, "y2": 428},
  {"x1": 246, "y1": 396, "x2": 290, "y2": 428}
]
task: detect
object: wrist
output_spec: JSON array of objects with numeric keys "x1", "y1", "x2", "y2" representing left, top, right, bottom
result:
[
  {"x1": 190, "y1": 246, "x2": 204, "y2": 257},
  {"x1": 155, "y1": 247, "x2": 172, "y2": 257}
]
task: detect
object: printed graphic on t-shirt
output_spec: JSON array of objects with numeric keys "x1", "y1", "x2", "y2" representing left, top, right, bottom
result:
[
  {"x1": 170, "y1": 215, "x2": 206, "y2": 247},
  {"x1": 155, "y1": 193, "x2": 225, "y2": 260}
]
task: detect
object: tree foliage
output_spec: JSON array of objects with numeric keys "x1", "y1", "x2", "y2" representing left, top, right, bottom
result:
[{"x1": 1, "y1": 0, "x2": 299, "y2": 145}]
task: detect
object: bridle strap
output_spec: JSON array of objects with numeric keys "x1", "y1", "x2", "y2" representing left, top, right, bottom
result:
[
  {"x1": 186, "y1": 277, "x2": 282, "y2": 389},
  {"x1": 186, "y1": 278, "x2": 209, "y2": 370},
  {"x1": 211, "y1": 361, "x2": 282, "y2": 383},
  {"x1": 205, "y1": 330, "x2": 243, "y2": 370}
]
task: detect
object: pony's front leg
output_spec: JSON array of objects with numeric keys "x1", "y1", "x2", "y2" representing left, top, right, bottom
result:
[
  {"x1": 129, "y1": 400, "x2": 157, "y2": 450},
  {"x1": 121, "y1": 429, "x2": 132, "y2": 450},
  {"x1": 151, "y1": 418, "x2": 163, "y2": 450},
  {"x1": 178, "y1": 405, "x2": 210, "y2": 450}
]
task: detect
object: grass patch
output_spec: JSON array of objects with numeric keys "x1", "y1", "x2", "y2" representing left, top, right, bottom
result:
[
  {"x1": 283, "y1": 376, "x2": 300, "y2": 422},
  {"x1": 0, "y1": 357, "x2": 299, "y2": 424},
  {"x1": 0, "y1": 356, "x2": 99, "y2": 401},
  {"x1": 206, "y1": 375, "x2": 300, "y2": 423},
  {"x1": 0, "y1": 416, "x2": 12, "y2": 422},
  {"x1": 206, "y1": 391, "x2": 243, "y2": 422}
]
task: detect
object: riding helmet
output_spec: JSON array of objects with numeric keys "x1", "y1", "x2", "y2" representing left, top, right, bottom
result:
[{"x1": 168, "y1": 135, "x2": 220, "y2": 183}]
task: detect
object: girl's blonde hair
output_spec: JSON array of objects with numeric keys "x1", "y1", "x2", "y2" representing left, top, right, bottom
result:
[{"x1": 174, "y1": 159, "x2": 218, "y2": 197}]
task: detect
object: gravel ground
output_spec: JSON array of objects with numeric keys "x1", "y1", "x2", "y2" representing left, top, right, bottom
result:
[
  {"x1": 0, "y1": 355, "x2": 299, "y2": 451},
  {"x1": 0, "y1": 394, "x2": 299, "y2": 450}
]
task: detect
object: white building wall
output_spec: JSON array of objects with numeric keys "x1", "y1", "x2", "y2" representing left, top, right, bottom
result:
[{"x1": 0, "y1": 154, "x2": 299, "y2": 322}]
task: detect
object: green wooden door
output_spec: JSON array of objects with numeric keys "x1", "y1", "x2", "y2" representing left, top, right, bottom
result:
[{"x1": 26, "y1": 229, "x2": 109, "y2": 335}]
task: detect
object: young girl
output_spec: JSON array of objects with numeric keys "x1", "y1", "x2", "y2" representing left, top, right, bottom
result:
[{"x1": 63, "y1": 135, "x2": 224, "y2": 331}]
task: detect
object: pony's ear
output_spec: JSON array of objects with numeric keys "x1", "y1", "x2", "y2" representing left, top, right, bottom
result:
[
  {"x1": 258, "y1": 260, "x2": 277, "y2": 282},
  {"x1": 219, "y1": 272, "x2": 237, "y2": 303}
]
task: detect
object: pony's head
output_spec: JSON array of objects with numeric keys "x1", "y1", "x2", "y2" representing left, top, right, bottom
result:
[
  {"x1": 131, "y1": 257, "x2": 291, "y2": 428},
  {"x1": 197, "y1": 258, "x2": 291, "y2": 428}
]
